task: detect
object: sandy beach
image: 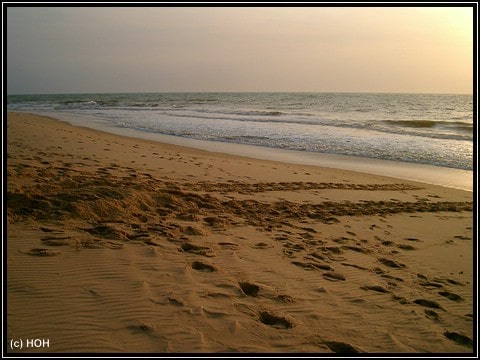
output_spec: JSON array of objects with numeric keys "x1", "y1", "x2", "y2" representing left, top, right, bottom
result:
[{"x1": 6, "y1": 112, "x2": 474, "y2": 354}]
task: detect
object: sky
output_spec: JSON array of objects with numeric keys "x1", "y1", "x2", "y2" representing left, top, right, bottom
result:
[{"x1": 6, "y1": 6, "x2": 474, "y2": 94}]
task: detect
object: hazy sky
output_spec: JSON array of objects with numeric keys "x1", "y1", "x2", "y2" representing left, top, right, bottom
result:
[{"x1": 6, "y1": 6, "x2": 473, "y2": 94}]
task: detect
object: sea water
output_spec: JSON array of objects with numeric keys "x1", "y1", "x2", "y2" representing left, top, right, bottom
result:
[{"x1": 7, "y1": 92, "x2": 474, "y2": 188}]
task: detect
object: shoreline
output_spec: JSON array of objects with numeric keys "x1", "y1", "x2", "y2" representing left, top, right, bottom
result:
[
  {"x1": 6, "y1": 112, "x2": 474, "y2": 353},
  {"x1": 18, "y1": 110, "x2": 474, "y2": 192}
]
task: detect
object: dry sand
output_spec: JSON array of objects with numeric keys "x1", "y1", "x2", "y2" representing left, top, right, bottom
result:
[{"x1": 6, "y1": 112, "x2": 474, "y2": 354}]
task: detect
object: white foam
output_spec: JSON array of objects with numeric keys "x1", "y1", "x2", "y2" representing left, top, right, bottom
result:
[{"x1": 34, "y1": 110, "x2": 474, "y2": 192}]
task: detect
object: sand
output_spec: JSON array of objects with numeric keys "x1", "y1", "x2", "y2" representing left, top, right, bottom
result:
[{"x1": 6, "y1": 112, "x2": 474, "y2": 354}]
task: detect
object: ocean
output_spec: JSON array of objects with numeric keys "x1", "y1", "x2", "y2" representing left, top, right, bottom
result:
[{"x1": 7, "y1": 92, "x2": 473, "y2": 172}]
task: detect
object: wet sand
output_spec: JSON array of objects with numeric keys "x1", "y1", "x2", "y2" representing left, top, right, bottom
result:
[{"x1": 6, "y1": 112, "x2": 474, "y2": 354}]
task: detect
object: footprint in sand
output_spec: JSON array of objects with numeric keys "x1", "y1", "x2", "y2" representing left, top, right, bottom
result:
[
  {"x1": 167, "y1": 296, "x2": 186, "y2": 307},
  {"x1": 381, "y1": 274, "x2": 404, "y2": 283},
  {"x1": 258, "y1": 311, "x2": 292, "y2": 329},
  {"x1": 405, "y1": 237, "x2": 422, "y2": 242},
  {"x1": 322, "y1": 271, "x2": 346, "y2": 281},
  {"x1": 397, "y1": 244, "x2": 416, "y2": 250},
  {"x1": 413, "y1": 299, "x2": 442, "y2": 309},
  {"x1": 20, "y1": 248, "x2": 62, "y2": 256},
  {"x1": 378, "y1": 257, "x2": 405, "y2": 269},
  {"x1": 391, "y1": 295, "x2": 409, "y2": 304},
  {"x1": 321, "y1": 246, "x2": 343, "y2": 255},
  {"x1": 444, "y1": 331, "x2": 473, "y2": 348},
  {"x1": 417, "y1": 274, "x2": 443, "y2": 288},
  {"x1": 342, "y1": 245, "x2": 369, "y2": 253},
  {"x1": 180, "y1": 242, "x2": 215, "y2": 257},
  {"x1": 191, "y1": 261, "x2": 216, "y2": 272},
  {"x1": 239, "y1": 281, "x2": 260, "y2": 297},
  {"x1": 453, "y1": 235, "x2": 471, "y2": 241},
  {"x1": 84, "y1": 224, "x2": 125, "y2": 240},
  {"x1": 276, "y1": 294, "x2": 295, "y2": 303},
  {"x1": 41, "y1": 236, "x2": 71, "y2": 246},
  {"x1": 218, "y1": 242, "x2": 240, "y2": 250},
  {"x1": 40, "y1": 227, "x2": 64, "y2": 233},
  {"x1": 203, "y1": 216, "x2": 227, "y2": 228},
  {"x1": 341, "y1": 262, "x2": 368, "y2": 271},
  {"x1": 324, "y1": 341, "x2": 360, "y2": 354},
  {"x1": 292, "y1": 261, "x2": 332, "y2": 271},
  {"x1": 253, "y1": 242, "x2": 270, "y2": 249},
  {"x1": 127, "y1": 322, "x2": 156, "y2": 334},
  {"x1": 439, "y1": 278, "x2": 465, "y2": 286},
  {"x1": 438, "y1": 291, "x2": 464, "y2": 302},
  {"x1": 424, "y1": 309, "x2": 441, "y2": 321},
  {"x1": 360, "y1": 285, "x2": 389, "y2": 293}
]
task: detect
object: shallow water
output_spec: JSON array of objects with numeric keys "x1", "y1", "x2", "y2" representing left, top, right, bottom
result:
[{"x1": 8, "y1": 92, "x2": 473, "y2": 170}]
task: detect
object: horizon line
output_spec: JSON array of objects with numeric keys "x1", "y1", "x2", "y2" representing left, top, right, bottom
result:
[{"x1": 7, "y1": 90, "x2": 474, "y2": 96}]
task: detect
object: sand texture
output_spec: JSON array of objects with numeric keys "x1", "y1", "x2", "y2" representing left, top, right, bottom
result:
[{"x1": 6, "y1": 112, "x2": 474, "y2": 354}]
